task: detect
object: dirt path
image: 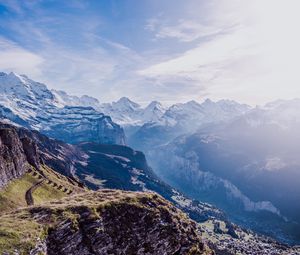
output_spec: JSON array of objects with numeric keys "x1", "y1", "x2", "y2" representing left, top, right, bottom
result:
[{"x1": 25, "y1": 180, "x2": 44, "y2": 206}]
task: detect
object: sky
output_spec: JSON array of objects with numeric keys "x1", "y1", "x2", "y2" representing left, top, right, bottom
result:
[{"x1": 0, "y1": 0, "x2": 300, "y2": 105}]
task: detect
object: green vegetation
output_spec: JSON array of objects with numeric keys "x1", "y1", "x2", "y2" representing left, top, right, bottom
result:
[
  {"x1": 0, "y1": 165, "x2": 84, "y2": 214},
  {"x1": 31, "y1": 180, "x2": 66, "y2": 205},
  {"x1": 0, "y1": 210, "x2": 45, "y2": 254},
  {"x1": 0, "y1": 173, "x2": 36, "y2": 212}
]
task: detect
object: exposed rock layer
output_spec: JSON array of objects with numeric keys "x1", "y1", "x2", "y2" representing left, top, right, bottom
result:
[
  {"x1": 0, "y1": 128, "x2": 31, "y2": 187},
  {"x1": 32, "y1": 190, "x2": 212, "y2": 255}
]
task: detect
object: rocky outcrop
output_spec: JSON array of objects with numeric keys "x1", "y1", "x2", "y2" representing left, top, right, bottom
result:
[
  {"x1": 0, "y1": 122, "x2": 78, "y2": 188},
  {"x1": 29, "y1": 190, "x2": 213, "y2": 255},
  {"x1": 0, "y1": 121, "x2": 227, "y2": 229}
]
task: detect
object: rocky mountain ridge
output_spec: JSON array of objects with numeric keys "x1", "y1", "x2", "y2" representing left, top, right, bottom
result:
[
  {"x1": 0, "y1": 121, "x2": 226, "y2": 224},
  {"x1": 53, "y1": 88, "x2": 250, "y2": 131}
]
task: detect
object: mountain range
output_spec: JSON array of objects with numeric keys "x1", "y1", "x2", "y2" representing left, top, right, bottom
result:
[
  {"x1": 0, "y1": 72, "x2": 125, "y2": 145},
  {"x1": 1, "y1": 71, "x2": 300, "y2": 253}
]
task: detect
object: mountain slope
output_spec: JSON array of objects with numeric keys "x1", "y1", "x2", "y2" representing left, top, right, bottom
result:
[
  {"x1": 0, "y1": 122, "x2": 212, "y2": 254},
  {"x1": 0, "y1": 121, "x2": 225, "y2": 225},
  {"x1": 1, "y1": 122, "x2": 299, "y2": 254},
  {"x1": 0, "y1": 124, "x2": 85, "y2": 214}
]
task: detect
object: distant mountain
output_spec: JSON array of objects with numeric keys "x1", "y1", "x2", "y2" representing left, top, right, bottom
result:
[
  {"x1": 0, "y1": 72, "x2": 125, "y2": 145},
  {"x1": 54, "y1": 91, "x2": 167, "y2": 127},
  {"x1": 51, "y1": 80, "x2": 251, "y2": 145},
  {"x1": 146, "y1": 99, "x2": 300, "y2": 244},
  {"x1": 128, "y1": 99, "x2": 251, "y2": 151},
  {"x1": 52, "y1": 89, "x2": 100, "y2": 108},
  {"x1": 52, "y1": 87, "x2": 250, "y2": 131},
  {"x1": 162, "y1": 99, "x2": 250, "y2": 130}
]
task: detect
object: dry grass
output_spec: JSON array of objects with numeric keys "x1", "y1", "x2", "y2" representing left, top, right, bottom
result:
[{"x1": 0, "y1": 189, "x2": 202, "y2": 254}]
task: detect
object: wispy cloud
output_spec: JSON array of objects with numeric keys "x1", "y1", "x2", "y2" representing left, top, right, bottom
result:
[
  {"x1": 0, "y1": 37, "x2": 44, "y2": 76},
  {"x1": 1, "y1": 0, "x2": 300, "y2": 105},
  {"x1": 0, "y1": 0, "x2": 144, "y2": 100},
  {"x1": 0, "y1": 0, "x2": 23, "y2": 14},
  {"x1": 146, "y1": 18, "x2": 226, "y2": 42},
  {"x1": 140, "y1": 0, "x2": 300, "y2": 105}
]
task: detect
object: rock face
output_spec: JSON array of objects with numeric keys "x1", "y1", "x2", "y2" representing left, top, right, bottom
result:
[
  {"x1": 0, "y1": 122, "x2": 80, "y2": 180},
  {"x1": 21, "y1": 136, "x2": 41, "y2": 170},
  {"x1": 0, "y1": 72, "x2": 125, "y2": 145},
  {"x1": 0, "y1": 128, "x2": 28, "y2": 187},
  {"x1": 43, "y1": 106, "x2": 125, "y2": 145},
  {"x1": 31, "y1": 190, "x2": 212, "y2": 255}
]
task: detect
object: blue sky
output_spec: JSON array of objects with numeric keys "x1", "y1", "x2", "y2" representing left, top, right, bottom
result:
[{"x1": 0, "y1": 0, "x2": 300, "y2": 105}]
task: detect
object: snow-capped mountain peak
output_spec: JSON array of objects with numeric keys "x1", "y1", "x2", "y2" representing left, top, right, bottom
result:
[
  {"x1": 113, "y1": 97, "x2": 141, "y2": 110},
  {"x1": 0, "y1": 72, "x2": 54, "y2": 101},
  {"x1": 0, "y1": 71, "x2": 125, "y2": 145},
  {"x1": 0, "y1": 71, "x2": 253, "y2": 130},
  {"x1": 51, "y1": 89, "x2": 99, "y2": 108},
  {"x1": 141, "y1": 101, "x2": 166, "y2": 123}
]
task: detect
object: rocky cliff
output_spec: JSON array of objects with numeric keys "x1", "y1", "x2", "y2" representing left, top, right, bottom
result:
[{"x1": 0, "y1": 127, "x2": 38, "y2": 188}]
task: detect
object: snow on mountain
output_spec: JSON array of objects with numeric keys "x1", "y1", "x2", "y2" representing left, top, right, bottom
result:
[
  {"x1": 52, "y1": 91, "x2": 166, "y2": 126},
  {"x1": 141, "y1": 101, "x2": 166, "y2": 123},
  {"x1": 228, "y1": 98, "x2": 300, "y2": 131},
  {"x1": 50, "y1": 82, "x2": 251, "y2": 131},
  {"x1": 0, "y1": 71, "x2": 252, "y2": 145},
  {"x1": 100, "y1": 97, "x2": 143, "y2": 126},
  {"x1": 0, "y1": 72, "x2": 57, "y2": 120},
  {"x1": 97, "y1": 98, "x2": 167, "y2": 126},
  {"x1": 0, "y1": 72, "x2": 125, "y2": 145},
  {"x1": 144, "y1": 98, "x2": 251, "y2": 134},
  {"x1": 52, "y1": 89, "x2": 100, "y2": 108}
]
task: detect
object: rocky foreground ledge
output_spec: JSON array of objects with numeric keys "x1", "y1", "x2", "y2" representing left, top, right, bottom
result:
[{"x1": 0, "y1": 189, "x2": 213, "y2": 255}]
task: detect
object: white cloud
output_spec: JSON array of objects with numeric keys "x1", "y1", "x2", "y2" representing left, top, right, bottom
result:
[
  {"x1": 2, "y1": 0, "x2": 300, "y2": 105},
  {"x1": 140, "y1": 0, "x2": 300, "y2": 105},
  {"x1": 148, "y1": 19, "x2": 224, "y2": 42},
  {"x1": 0, "y1": 16, "x2": 142, "y2": 102},
  {"x1": 0, "y1": 37, "x2": 44, "y2": 76}
]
